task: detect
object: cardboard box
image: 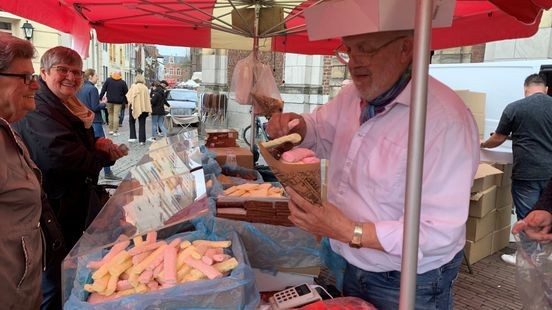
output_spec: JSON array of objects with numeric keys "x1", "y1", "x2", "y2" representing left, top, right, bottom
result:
[
  {"x1": 494, "y1": 163, "x2": 512, "y2": 186},
  {"x1": 304, "y1": 0, "x2": 454, "y2": 40},
  {"x1": 466, "y1": 209, "x2": 496, "y2": 242},
  {"x1": 471, "y1": 163, "x2": 502, "y2": 193},
  {"x1": 206, "y1": 129, "x2": 239, "y2": 140},
  {"x1": 495, "y1": 205, "x2": 513, "y2": 230},
  {"x1": 469, "y1": 185, "x2": 497, "y2": 218},
  {"x1": 206, "y1": 129, "x2": 239, "y2": 148},
  {"x1": 495, "y1": 184, "x2": 513, "y2": 209},
  {"x1": 491, "y1": 225, "x2": 511, "y2": 253},
  {"x1": 456, "y1": 90, "x2": 486, "y2": 139},
  {"x1": 209, "y1": 147, "x2": 254, "y2": 169},
  {"x1": 464, "y1": 232, "x2": 492, "y2": 265}
]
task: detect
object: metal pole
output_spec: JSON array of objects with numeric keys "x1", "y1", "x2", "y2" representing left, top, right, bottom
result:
[
  {"x1": 398, "y1": 0, "x2": 432, "y2": 309},
  {"x1": 250, "y1": 4, "x2": 261, "y2": 154}
]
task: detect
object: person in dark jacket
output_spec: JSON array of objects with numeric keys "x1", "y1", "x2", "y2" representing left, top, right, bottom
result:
[
  {"x1": 0, "y1": 32, "x2": 43, "y2": 310},
  {"x1": 512, "y1": 177, "x2": 552, "y2": 242},
  {"x1": 99, "y1": 70, "x2": 128, "y2": 136},
  {"x1": 77, "y1": 68, "x2": 121, "y2": 180},
  {"x1": 13, "y1": 46, "x2": 128, "y2": 310},
  {"x1": 148, "y1": 80, "x2": 169, "y2": 141}
]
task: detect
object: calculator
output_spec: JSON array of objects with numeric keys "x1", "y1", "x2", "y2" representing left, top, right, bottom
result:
[{"x1": 269, "y1": 283, "x2": 322, "y2": 309}]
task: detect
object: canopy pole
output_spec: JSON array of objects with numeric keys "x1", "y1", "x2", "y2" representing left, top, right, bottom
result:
[
  {"x1": 399, "y1": 0, "x2": 432, "y2": 309},
  {"x1": 250, "y1": 3, "x2": 261, "y2": 154}
]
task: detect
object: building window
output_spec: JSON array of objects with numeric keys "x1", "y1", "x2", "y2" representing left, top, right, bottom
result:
[
  {"x1": 169, "y1": 56, "x2": 174, "y2": 64},
  {"x1": 0, "y1": 22, "x2": 12, "y2": 32},
  {"x1": 177, "y1": 68, "x2": 181, "y2": 76},
  {"x1": 103, "y1": 43, "x2": 108, "y2": 51},
  {"x1": 102, "y1": 66, "x2": 108, "y2": 82}
]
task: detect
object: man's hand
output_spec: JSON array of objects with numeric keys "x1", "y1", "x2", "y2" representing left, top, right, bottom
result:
[
  {"x1": 512, "y1": 210, "x2": 552, "y2": 242},
  {"x1": 285, "y1": 187, "x2": 383, "y2": 250},
  {"x1": 266, "y1": 112, "x2": 306, "y2": 139}
]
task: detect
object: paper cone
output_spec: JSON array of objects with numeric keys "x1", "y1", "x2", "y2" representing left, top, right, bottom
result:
[{"x1": 258, "y1": 142, "x2": 322, "y2": 205}]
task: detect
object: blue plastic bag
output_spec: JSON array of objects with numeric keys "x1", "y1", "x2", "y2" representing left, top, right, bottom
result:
[{"x1": 64, "y1": 230, "x2": 259, "y2": 309}]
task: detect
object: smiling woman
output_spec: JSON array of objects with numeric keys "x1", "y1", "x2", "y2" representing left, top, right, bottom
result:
[
  {"x1": 12, "y1": 45, "x2": 129, "y2": 309},
  {"x1": 0, "y1": 32, "x2": 43, "y2": 310}
]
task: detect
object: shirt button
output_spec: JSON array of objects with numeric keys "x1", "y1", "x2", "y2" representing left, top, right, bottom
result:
[
  {"x1": 339, "y1": 190, "x2": 344, "y2": 195},
  {"x1": 345, "y1": 161, "x2": 351, "y2": 167}
]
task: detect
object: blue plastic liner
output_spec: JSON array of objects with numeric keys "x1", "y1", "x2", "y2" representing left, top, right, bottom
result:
[{"x1": 64, "y1": 230, "x2": 259, "y2": 309}]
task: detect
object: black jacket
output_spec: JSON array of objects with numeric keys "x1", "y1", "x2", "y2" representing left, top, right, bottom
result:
[
  {"x1": 151, "y1": 87, "x2": 170, "y2": 115},
  {"x1": 99, "y1": 77, "x2": 128, "y2": 104},
  {"x1": 13, "y1": 78, "x2": 112, "y2": 248}
]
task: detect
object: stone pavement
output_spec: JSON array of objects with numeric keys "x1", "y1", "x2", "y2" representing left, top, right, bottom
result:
[{"x1": 99, "y1": 112, "x2": 525, "y2": 309}]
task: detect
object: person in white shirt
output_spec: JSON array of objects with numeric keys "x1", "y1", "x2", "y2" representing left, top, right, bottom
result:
[{"x1": 267, "y1": 30, "x2": 480, "y2": 309}]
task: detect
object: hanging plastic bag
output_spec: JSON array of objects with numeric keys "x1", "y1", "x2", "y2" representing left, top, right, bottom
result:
[
  {"x1": 230, "y1": 53, "x2": 256, "y2": 105},
  {"x1": 250, "y1": 61, "x2": 283, "y2": 116},
  {"x1": 514, "y1": 231, "x2": 552, "y2": 309}
]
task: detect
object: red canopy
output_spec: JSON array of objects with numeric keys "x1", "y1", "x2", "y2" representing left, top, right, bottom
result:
[{"x1": 0, "y1": 0, "x2": 550, "y2": 56}]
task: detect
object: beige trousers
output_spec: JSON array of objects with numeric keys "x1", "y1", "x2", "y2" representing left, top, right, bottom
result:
[{"x1": 107, "y1": 103, "x2": 122, "y2": 133}]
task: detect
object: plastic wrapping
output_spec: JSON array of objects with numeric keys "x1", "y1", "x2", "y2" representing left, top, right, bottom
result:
[
  {"x1": 515, "y1": 231, "x2": 552, "y2": 309},
  {"x1": 196, "y1": 199, "x2": 320, "y2": 273},
  {"x1": 64, "y1": 231, "x2": 260, "y2": 309},
  {"x1": 230, "y1": 52, "x2": 282, "y2": 110},
  {"x1": 63, "y1": 132, "x2": 213, "y2": 305}
]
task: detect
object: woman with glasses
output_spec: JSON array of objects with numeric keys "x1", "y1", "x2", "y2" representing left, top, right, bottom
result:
[
  {"x1": 0, "y1": 32, "x2": 44, "y2": 310},
  {"x1": 267, "y1": 29, "x2": 479, "y2": 309},
  {"x1": 12, "y1": 46, "x2": 128, "y2": 310}
]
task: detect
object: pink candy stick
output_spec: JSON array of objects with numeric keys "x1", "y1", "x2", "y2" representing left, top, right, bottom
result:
[
  {"x1": 201, "y1": 255, "x2": 213, "y2": 266},
  {"x1": 132, "y1": 251, "x2": 151, "y2": 265},
  {"x1": 87, "y1": 240, "x2": 130, "y2": 269},
  {"x1": 168, "y1": 238, "x2": 181, "y2": 248},
  {"x1": 163, "y1": 246, "x2": 177, "y2": 286},
  {"x1": 138, "y1": 270, "x2": 153, "y2": 284},
  {"x1": 212, "y1": 254, "x2": 231, "y2": 263},
  {"x1": 204, "y1": 248, "x2": 223, "y2": 259},
  {"x1": 128, "y1": 241, "x2": 164, "y2": 256},
  {"x1": 116, "y1": 280, "x2": 133, "y2": 291},
  {"x1": 145, "y1": 231, "x2": 157, "y2": 244},
  {"x1": 183, "y1": 257, "x2": 222, "y2": 280}
]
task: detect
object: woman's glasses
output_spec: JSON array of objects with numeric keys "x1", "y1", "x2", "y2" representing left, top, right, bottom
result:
[
  {"x1": 0, "y1": 72, "x2": 39, "y2": 85},
  {"x1": 52, "y1": 65, "x2": 84, "y2": 78}
]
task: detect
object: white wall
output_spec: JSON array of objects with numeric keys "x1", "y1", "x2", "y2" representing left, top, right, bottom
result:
[{"x1": 429, "y1": 60, "x2": 552, "y2": 140}]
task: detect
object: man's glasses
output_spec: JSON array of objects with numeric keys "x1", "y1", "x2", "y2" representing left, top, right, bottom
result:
[
  {"x1": 52, "y1": 65, "x2": 84, "y2": 78},
  {"x1": 334, "y1": 36, "x2": 407, "y2": 65},
  {"x1": 0, "y1": 72, "x2": 39, "y2": 85}
]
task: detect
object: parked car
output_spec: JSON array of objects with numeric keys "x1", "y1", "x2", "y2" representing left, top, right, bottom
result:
[
  {"x1": 165, "y1": 88, "x2": 200, "y2": 132},
  {"x1": 166, "y1": 88, "x2": 199, "y2": 115}
]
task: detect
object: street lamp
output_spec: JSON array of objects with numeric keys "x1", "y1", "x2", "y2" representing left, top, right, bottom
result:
[{"x1": 21, "y1": 21, "x2": 34, "y2": 40}]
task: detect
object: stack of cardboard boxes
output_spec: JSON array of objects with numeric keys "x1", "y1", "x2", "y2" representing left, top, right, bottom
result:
[
  {"x1": 465, "y1": 163, "x2": 514, "y2": 264},
  {"x1": 205, "y1": 129, "x2": 254, "y2": 169}
]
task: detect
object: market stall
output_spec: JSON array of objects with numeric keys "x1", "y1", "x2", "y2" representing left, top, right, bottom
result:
[{"x1": 2, "y1": 0, "x2": 552, "y2": 309}]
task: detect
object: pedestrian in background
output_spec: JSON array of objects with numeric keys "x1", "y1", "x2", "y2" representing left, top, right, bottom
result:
[
  {"x1": 77, "y1": 68, "x2": 121, "y2": 180},
  {"x1": 99, "y1": 69, "x2": 128, "y2": 136},
  {"x1": 149, "y1": 79, "x2": 169, "y2": 141},
  {"x1": 126, "y1": 74, "x2": 152, "y2": 145},
  {"x1": 481, "y1": 73, "x2": 552, "y2": 265},
  {"x1": 0, "y1": 32, "x2": 44, "y2": 310},
  {"x1": 13, "y1": 46, "x2": 128, "y2": 309}
]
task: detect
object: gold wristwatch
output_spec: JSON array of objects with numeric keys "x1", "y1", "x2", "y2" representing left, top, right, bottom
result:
[{"x1": 349, "y1": 222, "x2": 363, "y2": 248}]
